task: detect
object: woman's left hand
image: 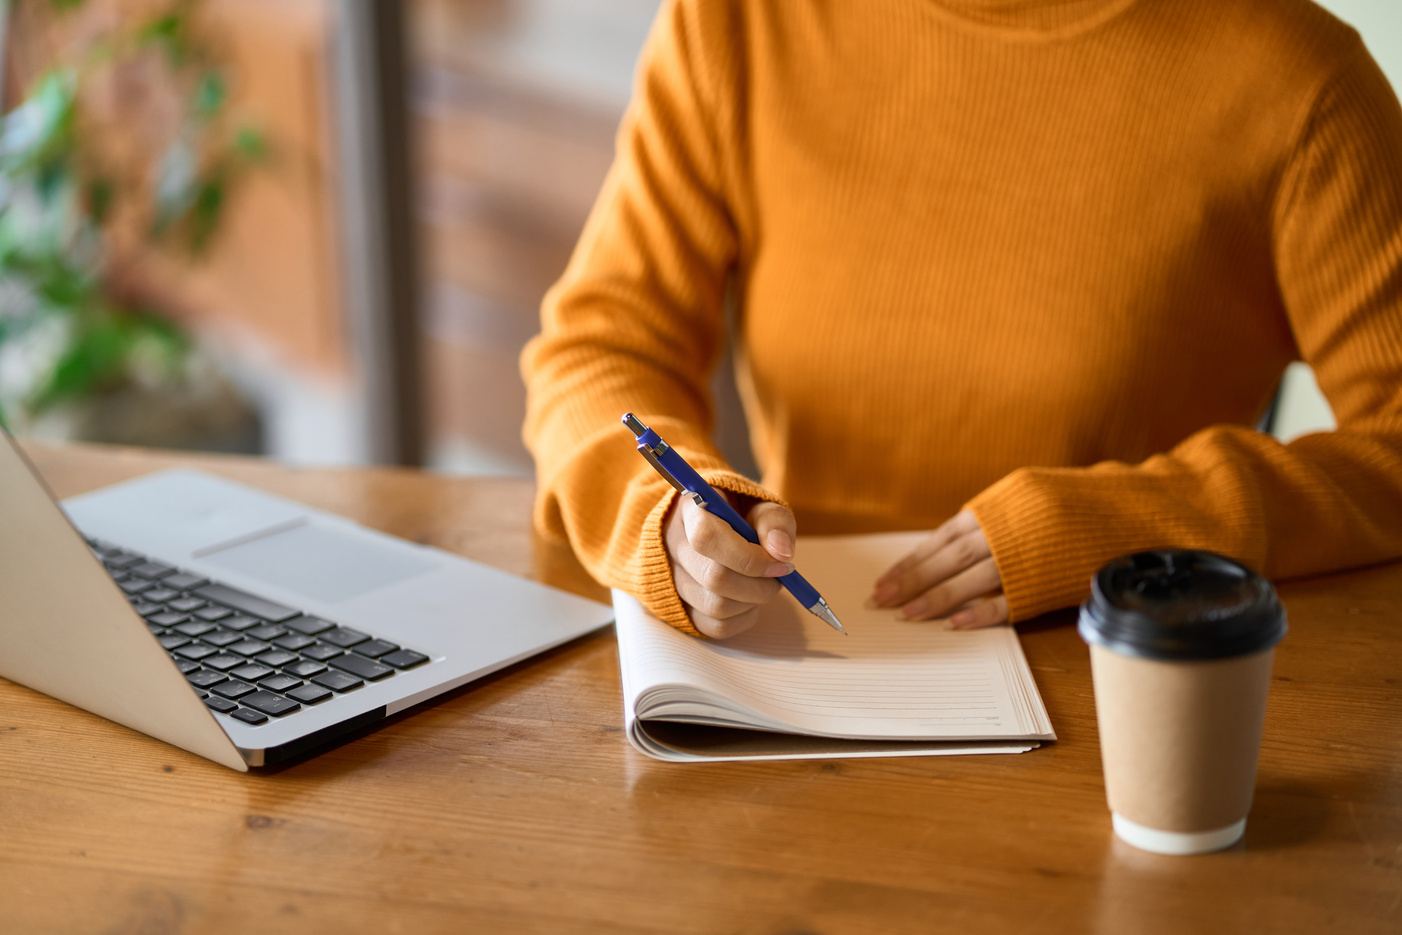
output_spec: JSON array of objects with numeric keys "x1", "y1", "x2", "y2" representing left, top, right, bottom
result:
[{"x1": 869, "y1": 510, "x2": 1009, "y2": 628}]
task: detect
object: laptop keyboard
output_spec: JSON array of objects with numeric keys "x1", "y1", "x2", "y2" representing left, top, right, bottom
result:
[{"x1": 86, "y1": 538, "x2": 431, "y2": 726}]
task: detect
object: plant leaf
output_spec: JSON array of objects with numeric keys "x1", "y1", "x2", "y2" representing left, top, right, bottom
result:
[
  {"x1": 187, "y1": 172, "x2": 224, "y2": 253},
  {"x1": 137, "y1": 12, "x2": 188, "y2": 66},
  {"x1": 232, "y1": 126, "x2": 267, "y2": 162},
  {"x1": 0, "y1": 71, "x2": 76, "y2": 171},
  {"x1": 194, "y1": 70, "x2": 226, "y2": 120},
  {"x1": 85, "y1": 176, "x2": 115, "y2": 223}
]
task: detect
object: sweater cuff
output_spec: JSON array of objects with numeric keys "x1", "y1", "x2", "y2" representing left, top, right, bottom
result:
[
  {"x1": 635, "y1": 471, "x2": 788, "y2": 637},
  {"x1": 966, "y1": 467, "x2": 1114, "y2": 623}
]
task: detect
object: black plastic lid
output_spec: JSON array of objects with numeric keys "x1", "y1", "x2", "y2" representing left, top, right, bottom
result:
[{"x1": 1078, "y1": 550, "x2": 1286, "y2": 661}]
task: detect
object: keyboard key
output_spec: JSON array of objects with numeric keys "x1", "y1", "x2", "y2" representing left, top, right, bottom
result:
[
  {"x1": 321, "y1": 627, "x2": 370, "y2": 648},
  {"x1": 171, "y1": 655, "x2": 201, "y2": 673},
  {"x1": 131, "y1": 602, "x2": 164, "y2": 617},
  {"x1": 194, "y1": 606, "x2": 232, "y2": 622},
  {"x1": 203, "y1": 653, "x2": 246, "y2": 672},
  {"x1": 286, "y1": 683, "x2": 333, "y2": 705},
  {"x1": 254, "y1": 650, "x2": 299, "y2": 668},
  {"x1": 284, "y1": 616, "x2": 335, "y2": 636},
  {"x1": 230, "y1": 707, "x2": 268, "y2": 725},
  {"x1": 148, "y1": 612, "x2": 190, "y2": 628},
  {"x1": 227, "y1": 639, "x2": 273, "y2": 657},
  {"x1": 157, "y1": 634, "x2": 191, "y2": 650},
  {"x1": 163, "y1": 572, "x2": 209, "y2": 591},
  {"x1": 272, "y1": 633, "x2": 316, "y2": 652},
  {"x1": 174, "y1": 621, "x2": 216, "y2": 637},
  {"x1": 130, "y1": 561, "x2": 176, "y2": 579},
  {"x1": 311, "y1": 671, "x2": 364, "y2": 693},
  {"x1": 202, "y1": 628, "x2": 243, "y2": 647},
  {"x1": 174, "y1": 643, "x2": 218, "y2": 661},
  {"x1": 222, "y1": 615, "x2": 261, "y2": 631},
  {"x1": 166, "y1": 597, "x2": 207, "y2": 613},
  {"x1": 329, "y1": 654, "x2": 394, "y2": 681},
  {"x1": 301, "y1": 643, "x2": 343, "y2": 662},
  {"x1": 381, "y1": 649, "x2": 430, "y2": 670},
  {"x1": 119, "y1": 579, "x2": 155, "y2": 595},
  {"x1": 241, "y1": 690, "x2": 301, "y2": 717},
  {"x1": 205, "y1": 696, "x2": 238, "y2": 713},
  {"x1": 103, "y1": 553, "x2": 143, "y2": 570},
  {"x1": 283, "y1": 659, "x2": 327, "y2": 678},
  {"x1": 192, "y1": 584, "x2": 300, "y2": 622},
  {"x1": 230, "y1": 664, "x2": 275, "y2": 682},
  {"x1": 352, "y1": 639, "x2": 399, "y2": 659},
  {"x1": 146, "y1": 622, "x2": 167, "y2": 635},
  {"x1": 246, "y1": 624, "x2": 287, "y2": 642},
  {"x1": 211, "y1": 679, "x2": 257, "y2": 700},
  {"x1": 143, "y1": 588, "x2": 180, "y2": 603},
  {"x1": 187, "y1": 669, "x2": 227, "y2": 689},
  {"x1": 256, "y1": 674, "x2": 302, "y2": 694}
]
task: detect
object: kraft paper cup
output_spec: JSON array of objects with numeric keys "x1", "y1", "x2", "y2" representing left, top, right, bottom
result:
[{"x1": 1079, "y1": 550, "x2": 1286, "y2": 855}]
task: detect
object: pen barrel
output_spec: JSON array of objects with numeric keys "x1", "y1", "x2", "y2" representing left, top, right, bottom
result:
[
  {"x1": 777, "y1": 568, "x2": 821, "y2": 610},
  {"x1": 652, "y1": 444, "x2": 819, "y2": 610}
]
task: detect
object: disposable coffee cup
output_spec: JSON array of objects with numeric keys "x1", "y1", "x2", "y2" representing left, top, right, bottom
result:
[{"x1": 1079, "y1": 550, "x2": 1286, "y2": 855}]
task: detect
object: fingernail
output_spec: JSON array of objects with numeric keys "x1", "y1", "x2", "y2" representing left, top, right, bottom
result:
[
  {"x1": 765, "y1": 562, "x2": 795, "y2": 577},
  {"x1": 766, "y1": 529, "x2": 794, "y2": 561},
  {"x1": 902, "y1": 598, "x2": 928, "y2": 619},
  {"x1": 950, "y1": 609, "x2": 976, "y2": 628},
  {"x1": 871, "y1": 580, "x2": 898, "y2": 605}
]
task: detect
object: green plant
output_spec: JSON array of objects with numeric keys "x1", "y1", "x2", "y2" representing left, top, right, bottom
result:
[{"x1": 0, "y1": 0, "x2": 264, "y2": 432}]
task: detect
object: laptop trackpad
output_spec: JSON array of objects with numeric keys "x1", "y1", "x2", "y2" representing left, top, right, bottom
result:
[{"x1": 200, "y1": 521, "x2": 437, "y2": 604}]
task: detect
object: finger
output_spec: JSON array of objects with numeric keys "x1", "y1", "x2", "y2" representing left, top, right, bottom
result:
[
  {"x1": 882, "y1": 526, "x2": 993, "y2": 608},
  {"x1": 748, "y1": 500, "x2": 797, "y2": 562},
  {"x1": 948, "y1": 594, "x2": 1010, "y2": 629},
  {"x1": 902, "y1": 556, "x2": 1002, "y2": 620},
  {"x1": 887, "y1": 511, "x2": 980, "y2": 576},
  {"x1": 872, "y1": 511, "x2": 980, "y2": 604},
  {"x1": 679, "y1": 549, "x2": 785, "y2": 605},
  {"x1": 667, "y1": 503, "x2": 783, "y2": 605},
  {"x1": 682, "y1": 498, "x2": 792, "y2": 578},
  {"x1": 691, "y1": 605, "x2": 761, "y2": 640},
  {"x1": 672, "y1": 561, "x2": 772, "y2": 620}
]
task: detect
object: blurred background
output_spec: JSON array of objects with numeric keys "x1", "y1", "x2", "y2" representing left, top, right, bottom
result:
[{"x1": 0, "y1": 0, "x2": 1396, "y2": 475}]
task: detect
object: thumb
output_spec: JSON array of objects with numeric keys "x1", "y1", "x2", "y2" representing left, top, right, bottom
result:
[{"x1": 748, "y1": 500, "x2": 797, "y2": 563}]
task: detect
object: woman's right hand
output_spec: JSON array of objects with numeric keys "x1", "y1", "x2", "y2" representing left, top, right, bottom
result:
[{"x1": 663, "y1": 494, "x2": 798, "y2": 638}]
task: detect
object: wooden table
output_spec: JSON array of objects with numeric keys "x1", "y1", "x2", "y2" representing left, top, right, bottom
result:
[{"x1": 4, "y1": 443, "x2": 1400, "y2": 934}]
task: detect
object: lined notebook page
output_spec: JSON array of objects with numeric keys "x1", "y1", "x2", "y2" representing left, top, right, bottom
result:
[{"x1": 616, "y1": 532, "x2": 1055, "y2": 743}]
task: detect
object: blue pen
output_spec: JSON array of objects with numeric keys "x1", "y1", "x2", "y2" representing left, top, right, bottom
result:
[{"x1": 623, "y1": 412, "x2": 846, "y2": 634}]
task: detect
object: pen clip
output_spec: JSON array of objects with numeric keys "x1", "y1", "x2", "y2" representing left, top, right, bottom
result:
[
  {"x1": 638, "y1": 444, "x2": 688, "y2": 494},
  {"x1": 637, "y1": 441, "x2": 705, "y2": 507},
  {"x1": 625, "y1": 411, "x2": 706, "y2": 507}
]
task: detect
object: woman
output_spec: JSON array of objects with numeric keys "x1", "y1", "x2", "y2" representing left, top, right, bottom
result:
[{"x1": 522, "y1": 0, "x2": 1402, "y2": 638}]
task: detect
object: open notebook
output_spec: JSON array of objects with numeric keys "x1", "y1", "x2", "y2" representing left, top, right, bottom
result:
[{"x1": 615, "y1": 532, "x2": 1055, "y2": 762}]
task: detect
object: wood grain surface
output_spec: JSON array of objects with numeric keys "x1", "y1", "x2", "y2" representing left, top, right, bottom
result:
[{"x1": 4, "y1": 442, "x2": 1399, "y2": 934}]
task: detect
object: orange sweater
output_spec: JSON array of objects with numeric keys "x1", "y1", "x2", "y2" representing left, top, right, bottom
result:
[{"x1": 521, "y1": 0, "x2": 1402, "y2": 636}]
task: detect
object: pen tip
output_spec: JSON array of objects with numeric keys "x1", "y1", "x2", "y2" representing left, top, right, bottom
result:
[{"x1": 812, "y1": 602, "x2": 845, "y2": 634}]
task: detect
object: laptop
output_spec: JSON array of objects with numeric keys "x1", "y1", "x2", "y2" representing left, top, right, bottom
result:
[{"x1": 0, "y1": 429, "x2": 614, "y2": 771}]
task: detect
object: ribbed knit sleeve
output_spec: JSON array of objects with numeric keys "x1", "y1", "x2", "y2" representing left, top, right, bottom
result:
[
  {"x1": 520, "y1": 0, "x2": 771, "y2": 634},
  {"x1": 969, "y1": 42, "x2": 1402, "y2": 622}
]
